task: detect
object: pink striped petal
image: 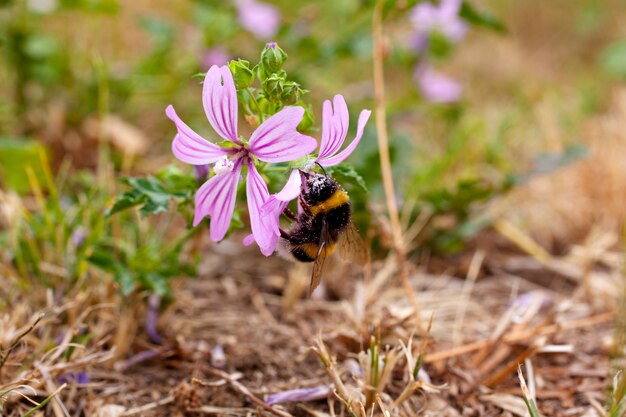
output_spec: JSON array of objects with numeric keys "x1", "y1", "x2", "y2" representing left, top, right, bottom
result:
[
  {"x1": 249, "y1": 106, "x2": 317, "y2": 163},
  {"x1": 243, "y1": 234, "x2": 255, "y2": 246},
  {"x1": 319, "y1": 109, "x2": 371, "y2": 167},
  {"x1": 193, "y1": 159, "x2": 243, "y2": 242},
  {"x1": 274, "y1": 169, "x2": 302, "y2": 202},
  {"x1": 167, "y1": 105, "x2": 229, "y2": 165},
  {"x1": 247, "y1": 163, "x2": 280, "y2": 256},
  {"x1": 202, "y1": 65, "x2": 240, "y2": 143},
  {"x1": 261, "y1": 169, "x2": 302, "y2": 217},
  {"x1": 318, "y1": 95, "x2": 349, "y2": 160}
]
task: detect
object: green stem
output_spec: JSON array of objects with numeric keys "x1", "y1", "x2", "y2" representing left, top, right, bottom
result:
[{"x1": 245, "y1": 87, "x2": 264, "y2": 122}]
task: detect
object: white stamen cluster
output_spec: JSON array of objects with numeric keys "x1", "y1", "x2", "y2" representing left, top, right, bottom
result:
[{"x1": 213, "y1": 156, "x2": 235, "y2": 175}]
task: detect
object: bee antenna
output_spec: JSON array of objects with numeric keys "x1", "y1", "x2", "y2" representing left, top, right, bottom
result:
[{"x1": 315, "y1": 162, "x2": 327, "y2": 176}]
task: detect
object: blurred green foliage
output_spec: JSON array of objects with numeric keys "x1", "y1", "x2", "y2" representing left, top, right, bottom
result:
[{"x1": 0, "y1": 137, "x2": 47, "y2": 193}]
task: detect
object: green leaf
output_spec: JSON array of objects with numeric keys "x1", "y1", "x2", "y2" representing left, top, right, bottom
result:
[
  {"x1": 106, "y1": 169, "x2": 194, "y2": 218},
  {"x1": 105, "y1": 189, "x2": 145, "y2": 217},
  {"x1": 459, "y1": 1, "x2": 506, "y2": 33},
  {"x1": 327, "y1": 164, "x2": 368, "y2": 193},
  {"x1": 0, "y1": 138, "x2": 48, "y2": 194}
]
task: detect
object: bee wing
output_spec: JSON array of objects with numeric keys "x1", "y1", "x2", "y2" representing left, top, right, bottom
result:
[
  {"x1": 336, "y1": 222, "x2": 369, "y2": 266},
  {"x1": 309, "y1": 220, "x2": 333, "y2": 296}
]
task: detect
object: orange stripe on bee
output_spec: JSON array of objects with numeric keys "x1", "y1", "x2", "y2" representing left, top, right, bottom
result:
[
  {"x1": 309, "y1": 190, "x2": 349, "y2": 216},
  {"x1": 302, "y1": 242, "x2": 336, "y2": 259}
]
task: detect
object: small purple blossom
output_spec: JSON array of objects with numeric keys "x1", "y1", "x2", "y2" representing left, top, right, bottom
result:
[
  {"x1": 414, "y1": 65, "x2": 462, "y2": 103},
  {"x1": 167, "y1": 65, "x2": 316, "y2": 255},
  {"x1": 146, "y1": 293, "x2": 162, "y2": 345},
  {"x1": 411, "y1": 0, "x2": 468, "y2": 48},
  {"x1": 201, "y1": 47, "x2": 230, "y2": 71},
  {"x1": 211, "y1": 344, "x2": 226, "y2": 368},
  {"x1": 261, "y1": 95, "x2": 371, "y2": 216},
  {"x1": 58, "y1": 372, "x2": 90, "y2": 385},
  {"x1": 235, "y1": 0, "x2": 281, "y2": 40},
  {"x1": 70, "y1": 226, "x2": 87, "y2": 248},
  {"x1": 265, "y1": 385, "x2": 330, "y2": 405},
  {"x1": 509, "y1": 291, "x2": 552, "y2": 318}
]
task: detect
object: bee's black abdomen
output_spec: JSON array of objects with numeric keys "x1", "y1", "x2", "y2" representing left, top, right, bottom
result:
[
  {"x1": 291, "y1": 246, "x2": 315, "y2": 262},
  {"x1": 325, "y1": 203, "x2": 351, "y2": 232}
]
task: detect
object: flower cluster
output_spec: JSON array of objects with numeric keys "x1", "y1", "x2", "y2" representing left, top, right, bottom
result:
[
  {"x1": 410, "y1": 0, "x2": 467, "y2": 103},
  {"x1": 167, "y1": 64, "x2": 370, "y2": 256}
]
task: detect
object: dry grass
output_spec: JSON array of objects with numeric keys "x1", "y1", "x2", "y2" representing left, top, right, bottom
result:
[{"x1": 0, "y1": 233, "x2": 618, "y2": 416}]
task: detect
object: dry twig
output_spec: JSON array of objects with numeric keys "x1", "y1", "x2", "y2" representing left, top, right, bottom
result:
[
  {"x1": 193, "y1": 369, "x2": 295, "y2": 417},
  {"x1": 372, "y1": 0, "x2": 423, "y2": 334}
]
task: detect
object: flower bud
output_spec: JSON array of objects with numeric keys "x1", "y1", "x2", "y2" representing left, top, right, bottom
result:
[
  {"x1": 263, "y1": 72, "x2": 285, "y2": 100},
  {"x1": 260, "y1": 41, "x2": 287, "y2": 75},
  {"x1": 280, "y1": 81, "x2": 300, "y2": 104},
  {"x1": 228, "y1": 59, "x2": 255, "y2": 89}
]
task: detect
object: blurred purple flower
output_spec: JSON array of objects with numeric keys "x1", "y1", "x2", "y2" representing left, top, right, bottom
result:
[
  {"x1": 411, "y1": 0, "x2": 467, "y2": 47},
  {"x1": 167, "y1": 65, "x2": 316, "y2": 255},
  {"x1": 211, "y1": 344, "x2": 226, "y2": 368},
  {"x1": 414, "y1": 65, "x2": 462, "y2": 103},
  {"x1": 201, "y1": 47, "x2": 230, "y2": 71},
  {"x1": 71, "y1": 226, "x2": 87, "y2": 249},
  {"x1": 146, "y1": 293, "x2": 163, "y2": 345},
  {"x1": 266, "y1": 385, "x2": 330, "y2": 405},
  {"x1": 261, "y1": 95, "x2": 371, "y2": 217},
  {"x1": 509, "y1": 291, "x2": 552, "y2": 311},
  {"x1": 58, "y1": 372, "x2": 90, "y2": 385},
  {"x1": 235, "y1": 0, "x2": 281, "y2": 40}
]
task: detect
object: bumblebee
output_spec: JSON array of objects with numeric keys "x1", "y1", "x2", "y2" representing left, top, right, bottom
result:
[{"x1": 279, "y1": 171, "x2": 368, "y2": 295}]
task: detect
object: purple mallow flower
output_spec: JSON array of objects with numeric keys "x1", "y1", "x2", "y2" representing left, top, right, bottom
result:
[
  {"x1": 265, "y1": 385, "x2": 330, "y2": 405},
  {"x1": 235, "y1": 0, "x2": 281, "y2": 40},
  {"x1": 261, "y1": 95, "x2": 371, "y2": 217},
  {"x1": 414, "y1": 65, "x2": 462, "y2": 103},
  {"x1": 167, "y1": 65, "x2": 316, "y2": 255},
  {"x1": 411, "y1": 0, "x2": 467, "y2": 47}
]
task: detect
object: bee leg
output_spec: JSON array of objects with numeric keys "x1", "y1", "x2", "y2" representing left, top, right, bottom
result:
[
  {"x1": 279, "y1": 228, "x2": 291, "y2": 240},
  {"x1": 282, "y1": 208, "x2": 297, "y2": 221},
  {"x1": 299, "y1": 195, "x2": 313, "y2": 216}
]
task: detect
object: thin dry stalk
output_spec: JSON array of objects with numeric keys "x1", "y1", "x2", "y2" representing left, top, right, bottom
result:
[
  {"x1": 121, "y1": 396, "x2": 174, "y2": 416},
  {"x1": 21, "y1": 383, "x2": 67, "y2": 417},
  {"x1": 193, "y1": 370, "x2": 295, "y2": 417},
  {"x1": 481, "y1": 339, "x2": 544, "y2": 387},
  {"x1": 425, "y1": 311, "x2": 613, "y2": 363},
  {"x1": 0, "y1": 313, "x2": 45, "y2": 373},
  {"x1": 452, "y1": 250, "x2": 485, "y2": 345},
  {"x1": 372, "y1": 0, "x2": 423, "y2": 334},
  {"x1": 311, "y1": 337, "x2": 360, "y2": 414}
]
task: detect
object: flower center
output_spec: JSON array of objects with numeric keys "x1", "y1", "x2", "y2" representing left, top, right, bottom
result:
[{"x1": 213, "y1": 156, "x2": 235, "y2": 175}]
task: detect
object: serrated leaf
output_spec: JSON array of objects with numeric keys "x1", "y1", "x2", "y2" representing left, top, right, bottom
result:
[
  {"x1": 328, "y1": 164, "x2": 368, "y2": 193},
  {"x1": 105, "y1": 189, "x2": 145, "y2": 217},
  {"x1": 460, "y1": 1, "x2": 506, "y2": 33},
  {"x1": 107, "y1": 169, "x2": 194, "y2": 218}
]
